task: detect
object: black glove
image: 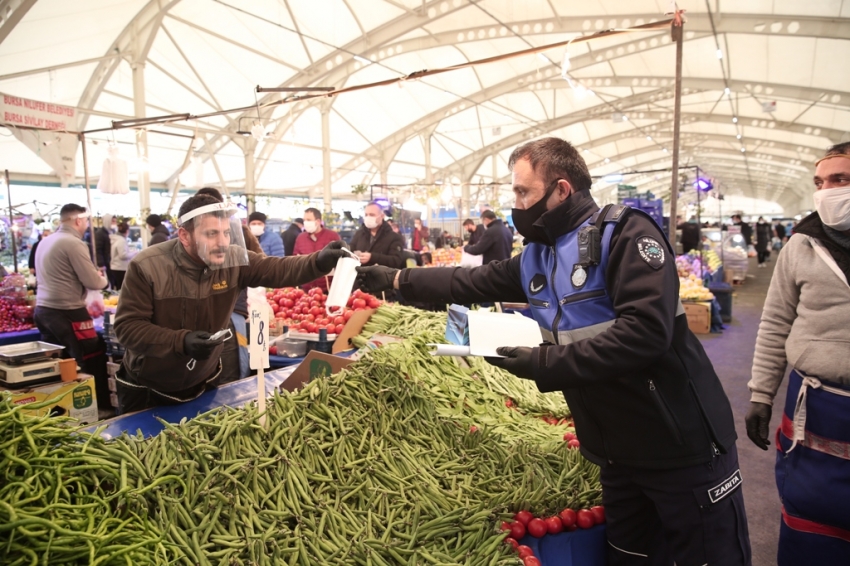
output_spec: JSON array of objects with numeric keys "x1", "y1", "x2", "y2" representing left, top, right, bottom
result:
[
  {"x1": 355, "y1": 265, "x2": 399, "y2": 293},
  {"x1": 316, "y1": 240, "x2": 351, "y2": 273},
  {"x1": 745, "y1": 401, "x2": 772, "y2": 450},
  {"x1": 183, "y1": 331, "x2": 225, "y2": 360},
  {"x1": 485, "y1": 346, "x2": 535, "y2": 380}
]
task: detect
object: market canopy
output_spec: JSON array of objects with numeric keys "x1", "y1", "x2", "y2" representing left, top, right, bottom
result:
[{"x1": 1, "y1": 0, "x2": 848, "y2": 215}]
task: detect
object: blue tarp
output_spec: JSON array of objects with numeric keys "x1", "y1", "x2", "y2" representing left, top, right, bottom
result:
[{"x1": 519, "y1": 525, "x2": 607, "y2": 566}]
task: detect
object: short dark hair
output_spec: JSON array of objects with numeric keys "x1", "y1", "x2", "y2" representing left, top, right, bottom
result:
[
  {"x1": 304, "y1": 207, "x2": 322, "y2": 222},
  {"x1": 60, "y1": 204, "x2": 87, "y2": 222},
  {"x1": 196, "y1": 187, "x2": 223, "y2": 202},
  {"x1": 365, "y1": 201, "x2": 384, "y2": 213},
  {"x1": 292, "y1": 218, "x2": 304, "y2": 225},
  {"x1": 480, "y1": 210, "x2": 497, "y2": 221},
  {"x1": 462, "y1": 218, "x2": 475, "y2": 226},
  {"x1": 146, "y1": 214, "x2": 162, "y2": 227},
  {"x1": 178, "y1": 195, "x2": 223, "y2": 233},
  {"x1": 508, "y1": 137, "x2": 592, "y2": 192},
  {"x1": 825, "y1": 141, "x2": 850, "y2": 157},
  {"x1": 248, "y1": 212, "x2": 267, "y2": 224},
  {"x1": 117, "y1": 222, "x2": 129, "y2": 234}
]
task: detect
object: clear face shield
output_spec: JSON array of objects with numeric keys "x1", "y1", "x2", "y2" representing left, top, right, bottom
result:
[{"x1": 178, "y1": 203, "x2": 249, "y2": 270}]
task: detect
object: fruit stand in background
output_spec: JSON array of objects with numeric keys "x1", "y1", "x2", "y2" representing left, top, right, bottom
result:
[
  {"x1": 429, "y1": 247, "x2": 462, "y2": 266},
  {"x1": 0, "y1": 274, "x2": 35, "y2": 335}
]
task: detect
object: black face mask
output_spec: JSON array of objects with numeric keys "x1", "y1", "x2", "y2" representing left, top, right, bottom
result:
[{"x1": 512, "y1": 179, "x2": 560, "y2": 243}]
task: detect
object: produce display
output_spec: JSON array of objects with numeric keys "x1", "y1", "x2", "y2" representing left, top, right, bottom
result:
[
  {"x1": 266, "y1": 286, "x2": 382, "y2": 336},
  {"x1": 0, "y1": 274, "x2": 34, "y2": 333},
  {"x1": 429, "y1": 247, "x2": 462, "y2": 266},
  {"x1": 679, "y1": 274, "x2": 714, "y2": 302},
  {"x1": 1, "y1": 304, "x2": 602, "y2": 565},
  {"x1": 675, "y1": 250, "x2": 721, "y2": 278}
]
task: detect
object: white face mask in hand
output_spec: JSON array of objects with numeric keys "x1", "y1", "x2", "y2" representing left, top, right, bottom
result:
[{"x1": 813, "y1": 187, "x2": 850, "y2": 231}]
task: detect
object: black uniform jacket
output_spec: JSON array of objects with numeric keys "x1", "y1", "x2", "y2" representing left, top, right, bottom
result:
[
  {"x1": 468, "y1": 224, "x2": 486, "y2": 246},
  {"x1": 349, "y1": 221, "x2": 406, "y2": 269},
  {"x1": 398, "y1": 190, "x2": 737, "y2": 469},
  {"x1": 463, "y1": 219, "x2": 513, "y2": 264},
  {"x1": 282, "y1": 224, "x2": 301, "y2": 257}
]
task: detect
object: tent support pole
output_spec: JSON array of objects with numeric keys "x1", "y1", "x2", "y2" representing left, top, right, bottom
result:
[
  {"x1": 668, "y1": 17, "x2": 684, "y2": 249},
  {"x1": 80, "y1": 133, "x2": 97, "y2": 264},
  {"x1": 5, "y1": 169, "x2": 17, "y2": 273}
]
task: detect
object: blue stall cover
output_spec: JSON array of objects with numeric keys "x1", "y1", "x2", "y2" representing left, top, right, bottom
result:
[{"x1": 520, "y1": 525, "x2": 607, "y2": 566}]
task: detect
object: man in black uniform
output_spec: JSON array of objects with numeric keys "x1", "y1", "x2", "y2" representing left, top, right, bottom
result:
[{"x1": 356, "y1": 137, "x2": 751, "y2": 566}]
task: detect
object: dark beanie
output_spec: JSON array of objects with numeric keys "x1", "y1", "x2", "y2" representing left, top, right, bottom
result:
[
  {"x1": 248, "y1": 212, "x2": 267, "y2": 224},
  {"x1": 146, "y1": 214, "x2": 162, "y2": 227}
]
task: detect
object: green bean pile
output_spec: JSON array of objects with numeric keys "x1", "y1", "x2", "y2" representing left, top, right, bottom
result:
[
  {"x1": 352, "y1": 305, "x2": 569, "y2": 419},
  {"x1": 1, "y1": 307, "x2": 601, "y2": 565}
]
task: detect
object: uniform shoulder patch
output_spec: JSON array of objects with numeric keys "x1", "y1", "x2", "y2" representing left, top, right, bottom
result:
[{"x1": 636, "y1": 236, "x2": 665, "y2": 270}]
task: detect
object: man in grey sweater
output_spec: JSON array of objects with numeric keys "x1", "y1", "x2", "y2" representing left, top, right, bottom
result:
[
  {"x1": 34, "y1": 204, "x2": 110, "y2": 410},
  {"x1": 746, "y1": 142, "x2": 850, "y2": 565}
]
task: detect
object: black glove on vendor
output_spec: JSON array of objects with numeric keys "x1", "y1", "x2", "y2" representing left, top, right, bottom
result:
[
  {"x1": 355, "y1": 265, "x2": 399, "y2": 293},
  {"x1": 183, "y1": 331, "x2": 226, "y2": 360},
  {"x1": 485, "y1": 347, "x2": 535, "y2": 380},
  {"x1": 316, "y1": 240, "x2": 351, "y2": 273},
  {"x1": 745, "y1": 401, "x2": 772, "y2": 450}
]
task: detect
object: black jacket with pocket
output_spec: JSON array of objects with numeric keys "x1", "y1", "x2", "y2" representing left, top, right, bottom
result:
[
  {"x1": 463, "y1": 219, "x2": 513, "y2": 264},
  {"x1": 397, "y1": 190, "x2": 737, "y2": 469},
  {"x1": 349, "y1": 221, "x2": 406, "y2": 269}
]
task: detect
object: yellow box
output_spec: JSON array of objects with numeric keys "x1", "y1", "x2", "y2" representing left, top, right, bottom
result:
[
  {"x1": 683, "y1": 302, "x2": 711, "y2": 334},
  {"x1": 2, "y1": 377, "x2": 99, "y2": 424}
]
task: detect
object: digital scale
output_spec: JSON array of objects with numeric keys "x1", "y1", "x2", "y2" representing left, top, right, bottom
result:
[{"x1": 0, "y1": 341, "x2": 64, "y2": 388}]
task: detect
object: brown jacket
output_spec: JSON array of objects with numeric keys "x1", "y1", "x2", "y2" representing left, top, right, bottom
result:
[{"x1": 114, "y1": 238, "x2": 322, "y2": 392}]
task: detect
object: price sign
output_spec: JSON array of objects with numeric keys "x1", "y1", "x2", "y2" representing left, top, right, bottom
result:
[{"x1": 249, "y1": 301, "x2": 271, "y2": 370}]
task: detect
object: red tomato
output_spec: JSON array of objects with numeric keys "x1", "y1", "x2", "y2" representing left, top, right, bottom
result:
[
  {"x1": 333, "y1": 316, "x2": 345, "y2": 326},
  {"x1": 305, "y1": 314, "x2": 315, "y2": 322},
  {"x1": 503, "y1": 537, "x2": 519, "y2": 550},
  {"x1": 325, "y1": 324, "x2": 335, "y2": 333},
  {"x1": 270, "y1": 303, "x2": 280, "y2": 313},
  {"x1": 335, "y1": 324, "x2": 344, "y2": 335},
  {"x1": 545, "y1": 516, "x2": 563, "y2": 534},
  {"x1": 508, "y1": 521, "x2": 526, "y2": 540},
  {"x1": 352, "y1": 289, "x2": 362, "y2": 298},
  {"x1": 283, "y1": 299, "x2": 294, "y2": 308},
  {"x1": 269, "y1": 345, "x2": 277, "y2": 355},
  {"x1": 517, "y1": 545, "x2": 535, "y2": 559},
  {"x1": 306, "y1": 323, "x2": 317, "y2": 333},
  {"x1": 576, "y1": 509, "x2": 594, "y2": 529},
  {"x1": 367, "y1": 298, "x2": 381, "y2": 309},
  {"x1": 558, "y1": 508, "x2": 576, "y2": 528},
  {"x1": 311, "y1": 306, "x2": 323, "y2": 316},
  {"x1": 527, "y1": 518, "x2": 547, "y2": 538},
  {"x1": 352, "y1": 298, "x2": 366, "y2": 309},
  {"x1": 346, "y1": 296, "x2": 355, "y2": 307},
  {"x1": 499, "y1": 521, "x2": 511, "y2": 532},
  {"x1": 563, "y1": 431, "x2": 577, "y2": 442},
  {"x1": 514, "y1": 510, "x2": 533, "y2": 525},
  {"x1": 590, "y1": 506, "x2": 605, "y2": 525},
  {"x1": 343, "y1": 310, "x2": 354, "y2": 321},
  {"x1": 266, "y1": 292, "x2": 274, "y2": 300},
  {"x1": 523, "y1": 557, "x2": 542, "y2": 566},
  {"x1": 567, "y1": 439, "x2": 580, "y2": 449}
]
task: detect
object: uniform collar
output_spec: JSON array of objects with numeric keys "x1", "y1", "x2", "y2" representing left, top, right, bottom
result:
[{"x1": 530, "y1": 190, "x2": 599, "y2": 246}]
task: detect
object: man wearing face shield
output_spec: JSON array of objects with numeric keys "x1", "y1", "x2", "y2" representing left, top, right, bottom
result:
[
  {"x1": 355, "y1": 138, "x2": 749, "y2": 565},
  {"x1": 113, "y1": 195, "x2": 349, "y2": 412},
  {"x1": 746, "y1": 142, "x2": 850, "y2": 565}
]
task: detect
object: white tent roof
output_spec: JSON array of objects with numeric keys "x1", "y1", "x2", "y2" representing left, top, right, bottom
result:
[{"x1": 1, "y1": 0, "x2": 848, "y2": 214}]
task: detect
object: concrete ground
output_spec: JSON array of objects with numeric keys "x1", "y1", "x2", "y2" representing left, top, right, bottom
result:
[{"x1": 697, "y1": 255, "x2": 784, "y2": 566}]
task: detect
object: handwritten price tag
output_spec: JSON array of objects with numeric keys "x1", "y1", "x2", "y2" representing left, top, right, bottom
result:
[{"x1": 249, "y1": 302, "x2": 271, "y2": 370}]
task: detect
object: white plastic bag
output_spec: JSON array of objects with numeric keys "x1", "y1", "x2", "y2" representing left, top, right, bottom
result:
[
  {"x1": 85, "y1": 290, "x2": 105, "y2": 319},
  {"x1": 97, "y1": 145, "x2": 130, "y2": 195},
  {"x1": 460, "y1": 251, "x2": 483, "y2": 268}
]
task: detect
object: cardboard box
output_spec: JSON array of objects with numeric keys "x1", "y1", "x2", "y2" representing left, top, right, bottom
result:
[
  {"x1": 683, "y1": 302, "x2": 711, "y2": 334},
  {"x1": 280, "y1": 350, "x2": 354, "y2": 392},
  {"x1": 3, "y1": 376, "x2": 99, "y2": 424},
  {"x1": 332, "y1": 308, "x2": 376, "y2": 354}
]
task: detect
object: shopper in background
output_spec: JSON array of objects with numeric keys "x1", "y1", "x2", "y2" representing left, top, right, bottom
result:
[
  {"x1": 411, "y1": 217, "x2": 429, "y2": 252},
  {"x1": 349, "y1": 202, "x2": 405, "y2": 269},
  {"x1": 91, "y1": 213, "x2": 113, "y2": 287},
  {"x1": 773, "y1": 219, "x2": 787, "y2": 244},
  {"x1": 109, "y1": 222, "x2": 136, "y2": 290},
  {"x1": 146, "y1": 214, "x2": 170, "y2": 245},
  {"x1": 281, "y1": 218, "x2": 303, "y2": 256},
  {"x1": 293, "y1": 207, "x2": 341, "y2": 291},
  {"x1": 34, "y1": 204, "x2": 110, "y2": 411},
  {"x1": 462, "y1": 210, "x2": 512, "y2": 264},
  {"x1": 463, "y1": 218, "x2": 485, "y2": 246},
  {"x1": 387, "y1": 219, "x2": 400, "y2": 234},
  {"x1": 731, "y1": 214, "x2": 753, "y2": 248},
  {"x1": 356, "y1": 137, "x2": 749, "y2": 566},
  {"x1": 248, "y1": 212, "x2": 285, "y2": 257},
  {"x1": 28, "y1": 226, "x2": 51, "y2": 277},
  {"x1": 755, "y1": 216, "x2": 772, "y2": 267},
  {"x1": 677, "y1": 215, "x2": 700, "y2": 254},
  {"x1": 113, "y1": 194, "x2": 350, "y2": 412},
  {"x1": 746, "y1": 142, "x2": 850, "y2": 566}
]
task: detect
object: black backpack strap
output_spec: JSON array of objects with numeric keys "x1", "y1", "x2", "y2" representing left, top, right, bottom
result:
[{"x1": 591, "y1": 204, "x2": 630, "y2": 226}]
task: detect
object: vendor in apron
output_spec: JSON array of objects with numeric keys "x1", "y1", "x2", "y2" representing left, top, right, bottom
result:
[{"x1": 747, "y1": 143, "x2": 850, "y2": 565}]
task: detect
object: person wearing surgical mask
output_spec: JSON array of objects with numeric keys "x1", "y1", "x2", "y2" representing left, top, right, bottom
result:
[
  {"x1": 293, "y1": 207, "x2": 341, "y2": 291},
  {"x1": 349, "y1": 202, "x2": 405, "y2": 268},
  {"x1": 747, "y1": 142, "x2": 850, "y2": 565},
  {"x1": 247, "y1": 211, "x2": 284, "y2": 257}
]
